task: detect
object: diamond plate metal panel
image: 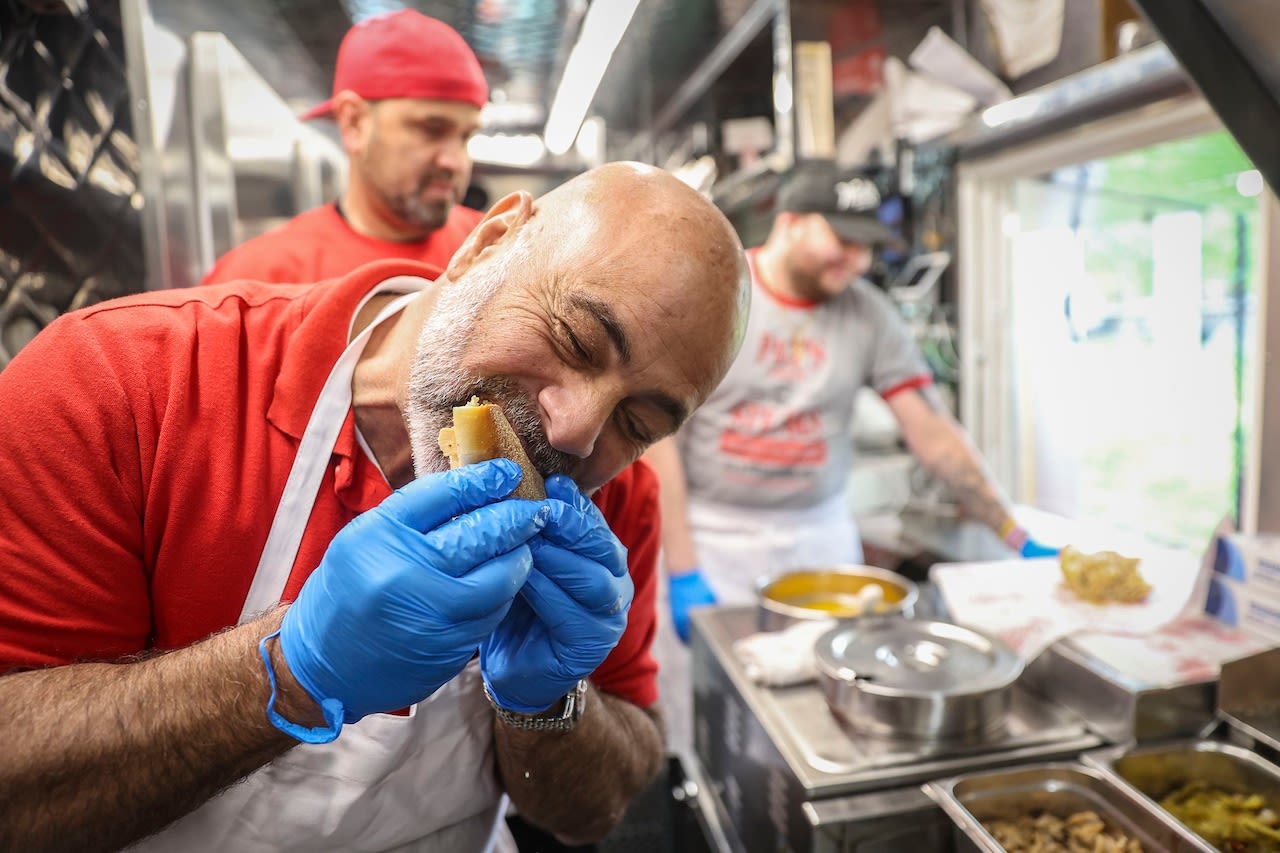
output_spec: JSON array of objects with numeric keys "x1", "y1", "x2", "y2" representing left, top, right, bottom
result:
[{"x1": 0, "y1": 0, "x2": 143, "y2": 368}]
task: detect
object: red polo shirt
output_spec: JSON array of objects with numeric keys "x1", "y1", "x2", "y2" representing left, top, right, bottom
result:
[
  {"x1": 200, "y1": 203, "x2": 484, "y2": 285},
  {"x1": 0, "y1": 258, "x2": 659, "y2": 707}
]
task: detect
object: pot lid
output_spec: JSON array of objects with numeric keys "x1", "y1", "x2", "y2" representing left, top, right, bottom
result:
[{"x1": 814, "y1": 619, "x2": 1023, "y2": 697}]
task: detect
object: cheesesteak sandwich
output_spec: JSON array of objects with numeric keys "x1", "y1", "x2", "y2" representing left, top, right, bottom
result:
[{"x1": 437, "y1": 396, "x2": 546, "y2": 500}]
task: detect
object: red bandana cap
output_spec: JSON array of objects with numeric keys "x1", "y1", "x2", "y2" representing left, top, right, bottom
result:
[{"x1": 299, "y1": 9, "x2": 488, "y2": 121}]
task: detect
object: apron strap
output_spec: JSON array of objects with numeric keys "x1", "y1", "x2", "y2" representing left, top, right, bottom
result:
[{"x1": 238, "y1": 288, "x2": 421, "y2": 624}]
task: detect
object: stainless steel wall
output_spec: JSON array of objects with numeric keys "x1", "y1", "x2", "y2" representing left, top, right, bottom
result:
[{"x1": 121, "y1": 0, "x2": 345, "y2": 291}]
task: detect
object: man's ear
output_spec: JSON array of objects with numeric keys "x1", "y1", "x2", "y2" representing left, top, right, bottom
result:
[
  {"x1": 332, "y1": 91, "x2": 372, "y2": 155},
  {"x1": 444, "y1": 191, "x2": 535, "y2": 280}
]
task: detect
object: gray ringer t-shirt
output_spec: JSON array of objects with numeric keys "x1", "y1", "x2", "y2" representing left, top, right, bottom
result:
[{"x1": 677, "y1": 251, "x2": 931, "y2": 511}]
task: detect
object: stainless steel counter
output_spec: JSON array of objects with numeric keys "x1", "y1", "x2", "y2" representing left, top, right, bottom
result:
[{"x1": 690, "y1": 607, "x2": 1107, "y2": 852}]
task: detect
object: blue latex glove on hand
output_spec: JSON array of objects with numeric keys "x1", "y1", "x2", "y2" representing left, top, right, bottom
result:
[
  {"x1": 1020, "y1": 538, "x2": 1060, "y2": 559},
  {"x1": 279, "y1": 459, "x2": 547, "y2": 724},
  {"x1": 669, "y1": 569, "x2": 717, "y2": 645},
  {"x1": 480, "y1": 474, "x2": 633, "y2": 713}
]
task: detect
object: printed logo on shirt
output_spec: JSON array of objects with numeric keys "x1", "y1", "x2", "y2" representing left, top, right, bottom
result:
[
  {"x1": 718, "y1": 402, "x2": 827, "y2": 470},
  {"x1": 756, "y1": 326, "x2": 827, "y2": 381}
]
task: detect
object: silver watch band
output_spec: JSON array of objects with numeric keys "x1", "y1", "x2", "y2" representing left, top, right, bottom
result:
[{"x1": 483, "y1": 680, "x2": 588, "y2": 732}]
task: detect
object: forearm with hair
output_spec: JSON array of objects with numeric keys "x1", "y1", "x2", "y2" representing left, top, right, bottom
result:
[
  {"x1": 496, "y1": 686, "x2": 664, "y2": 845},
  {"x1": 892, "y1": 388, "x2": 1015, "y2": 535},
  {"x1": 926, "y1": 439, "x2": 1014, "y2": 532},
  {"x1": 0, "y1": 606, "x2": 317, "y2": 853}
]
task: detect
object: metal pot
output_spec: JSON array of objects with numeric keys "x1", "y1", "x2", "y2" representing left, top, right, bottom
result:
[
  {"x1": 814, "y1": 619, "x2": 1022, "y2": 741},
  {"x1": 755, "y1": 565, "x2": 919, "y2": 632}
]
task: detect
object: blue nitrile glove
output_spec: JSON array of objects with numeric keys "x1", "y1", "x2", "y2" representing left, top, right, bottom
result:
[
  {"x1": 669, "y1": 569, "x2": 717, "y2": 645},
  {"x1": 278, "y1": 459, "x2": 548, "y2": 726},
  {"x1": 1020, "y1": 538, "x2": 1060, "y2": 559},
  {"x1": 480, "y1": 474, "x2": 633, "y2": 713}
]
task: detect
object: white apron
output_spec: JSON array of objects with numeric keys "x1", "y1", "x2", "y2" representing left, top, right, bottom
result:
[
  {"x1": 129, "y1": 280, "x2": 507, "y2": 853},
  {"x1": 689, "y1": 493, "x2": 864, "y2": 605},
  {"x1": 654, "y1": 493, "x2": 863, "y2": 757}
]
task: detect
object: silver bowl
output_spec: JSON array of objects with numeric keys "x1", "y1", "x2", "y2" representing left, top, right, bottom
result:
[{"x1": 755, "y1": 564, "x2": 919, "y2": 632}]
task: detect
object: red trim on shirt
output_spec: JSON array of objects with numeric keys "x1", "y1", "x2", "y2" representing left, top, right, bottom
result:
[
  {"x1": 880, "y1": 374, "x2": 934, "y2": 400},
  {"x1": 746, "y1": 248, "x2": 820, "y2": 309}
]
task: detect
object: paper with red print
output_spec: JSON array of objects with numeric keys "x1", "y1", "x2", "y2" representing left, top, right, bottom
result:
[{"x1": 1066, "y1": 616, "x2": 1264, "y2": 688}]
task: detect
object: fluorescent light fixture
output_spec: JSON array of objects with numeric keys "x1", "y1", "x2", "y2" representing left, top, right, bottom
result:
[
  {"x1": 543, "y1": 0, "x2": 643, "y2": 156},
  {"x1": 468, "y1": 133, "x2": 547, "y2": 167},
  {"x1": 575, "y1": 116, "x2": 607, "y2": 167},
  {"x1": 481, "y1": 101, "x2": 546, "y2": 128}
]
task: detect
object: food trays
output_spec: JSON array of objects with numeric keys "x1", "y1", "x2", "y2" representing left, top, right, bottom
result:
[
  {"x1": 1084, "y1": 739, "x2": 1280, "y2": 852},
  {"x1": 925, "y1": 762, "x2": 1208, "y2": 852}
]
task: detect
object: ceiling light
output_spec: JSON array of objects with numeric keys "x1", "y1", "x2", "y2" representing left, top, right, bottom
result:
[
  {"x1": 1236, "y1": 169, "x2": 1264, "y2": 198},
  {"x1": 543, "y1": 0, "x2": 642, "y2": 156},
  {"x1": 468, "y1": 133, "x2": 547, "y2": 167},
  {"x1": 980, "y1": 94, "x2": 1041, "y2": 128},
  {"x1": 481, "y1": 101, "x2": 546, "y2": 129},
  {"x1": 575, "y1": 116, "x2": 607, "y2": 167}
]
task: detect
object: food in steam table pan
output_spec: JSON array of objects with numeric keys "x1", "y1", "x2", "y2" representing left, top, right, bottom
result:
[
  {"x1": 1058, "y1": 545, "x2": 1152, "y2": 604},
  {"x1": 1159, "y1": 780, "x2": 1280, "y2": 852},
  {"x1": 437, "y1": 396, "x2": 546, "y2": 500},
  {"x1": 981, "y1": 809, "x2": 1144, "y2": 852}
]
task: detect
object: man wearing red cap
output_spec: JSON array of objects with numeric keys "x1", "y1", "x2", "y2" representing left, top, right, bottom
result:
[{"x1": 202, "y1": 10, "x2": 487, "y2": 285}]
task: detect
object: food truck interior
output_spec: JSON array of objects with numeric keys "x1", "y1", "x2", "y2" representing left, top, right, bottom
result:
[{"x1": 5, "y1": 0, "x2": 1280, "y2": 850}]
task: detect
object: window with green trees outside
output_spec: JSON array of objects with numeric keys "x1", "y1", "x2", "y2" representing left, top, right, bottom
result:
[{"x1": 1008, "y1": 129, "x2": 1259, "y2": 550}]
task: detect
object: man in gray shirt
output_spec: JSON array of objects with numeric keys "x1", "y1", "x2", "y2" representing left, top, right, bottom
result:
[{"x1": 645, "y1": 160, "x2": 1056, "y2": 754}]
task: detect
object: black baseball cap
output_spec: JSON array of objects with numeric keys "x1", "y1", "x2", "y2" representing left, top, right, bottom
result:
[{"x1": 777, "y1": 160, "x2": 901, "y2": 247}]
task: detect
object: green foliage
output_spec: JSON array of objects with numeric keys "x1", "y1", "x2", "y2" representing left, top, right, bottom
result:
[
  {"x1": 1073, "y1": 129, "x2": 1257, "y2": 300},
  {"x1": 1096, "y1": 130, "x2": 1255, "y2": 212}
]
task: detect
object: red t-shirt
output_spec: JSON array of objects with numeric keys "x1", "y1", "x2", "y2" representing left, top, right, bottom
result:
[
  {"x1": 0, "y1": 258, "x2": 660, "y2": 707},
  {"x1": 200, "y1": 203, "x2": 484, "y2": 285}
]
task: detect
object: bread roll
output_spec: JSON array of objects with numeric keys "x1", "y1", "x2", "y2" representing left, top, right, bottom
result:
[{"x1": 437, "y1": 396, "x2": 546, "y2": 500}]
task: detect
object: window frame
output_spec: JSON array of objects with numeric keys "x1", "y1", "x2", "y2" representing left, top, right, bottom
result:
[{"x1": 956, "y1": 93, "x2": 1278, "y2": 536}]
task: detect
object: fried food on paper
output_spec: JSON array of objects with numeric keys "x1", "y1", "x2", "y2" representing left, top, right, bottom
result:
[
  {"x1": 1059, "y1": 545, "x2": 1151, "y2": 604},
  {"x1": 437, "y1": 396, "x2": 546, "y2": 500}
]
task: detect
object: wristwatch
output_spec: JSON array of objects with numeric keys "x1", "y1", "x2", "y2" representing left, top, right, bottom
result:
[{"x1": 484, "y1": 680, "x2": 588, "y2": 733}]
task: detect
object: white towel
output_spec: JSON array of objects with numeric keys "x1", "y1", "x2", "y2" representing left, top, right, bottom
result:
[{"x1": 732, "y1": 619, "x2": 836, "y2": 687}]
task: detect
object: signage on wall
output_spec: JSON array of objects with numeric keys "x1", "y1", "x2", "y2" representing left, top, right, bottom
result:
[
  {"x1": 828, "y1": 0, "x2": 882, "y2": 55},
  {"x1": 833, "y1": 47, "x2": 886, "y2": 97}
]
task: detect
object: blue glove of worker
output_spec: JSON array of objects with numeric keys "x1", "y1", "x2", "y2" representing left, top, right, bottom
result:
[
  {"x1": 480, "y1": 474, "x2": 633, "y2": 713},
  {"x1": 669, "y1": 569, "x2": 717, "y2": 645},
  {"x1": 276, "y1": 460, "x2": 547, "y2": 729},
  {"x1": 1020, "y1": 538, "x2": 1060, "y2": 559}
]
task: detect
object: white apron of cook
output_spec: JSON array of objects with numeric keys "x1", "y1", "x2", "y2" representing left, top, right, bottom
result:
[
  {"x1": 128, "y1": 281, "x2": 508, "y2": 853},
  {"x1": 689, "y1": 492, "x2": 864, "y2": 606}
]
